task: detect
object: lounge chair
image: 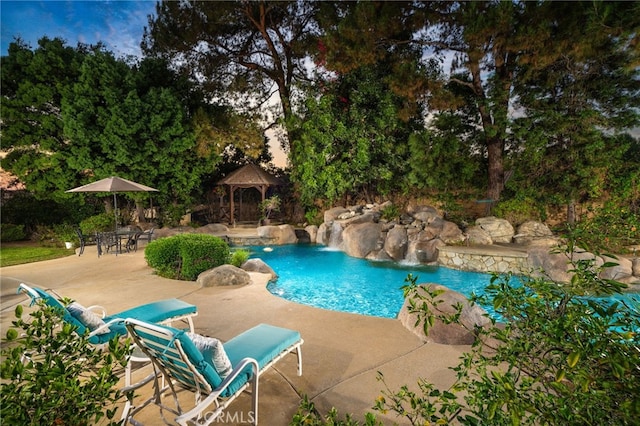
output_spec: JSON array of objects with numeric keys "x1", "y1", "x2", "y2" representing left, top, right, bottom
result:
[
  {"x1": 17, "y1": 283, "x2": 198, "y2": 345},
  {"x1": 123, "y1": 318, "x2": 303, "y2": 425}
]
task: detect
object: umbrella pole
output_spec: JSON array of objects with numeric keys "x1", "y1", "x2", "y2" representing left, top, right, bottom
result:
[{"x1": 113, "y1": 193, "x2": 118, "y2": 234}]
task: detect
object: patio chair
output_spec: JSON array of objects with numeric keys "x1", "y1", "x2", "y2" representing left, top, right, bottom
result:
[
  {"x1": 138, "y1": 227, "x2": 155, "y2": 245},
  {"x1": 75, "y1": 227, "x2": 87, "y2": 256},
  {"x1": 123, "y1": 318, "x2": 303, "y2": 426},
  {"x1": 125, "y1": 229, "x2": 143, "y2": 252},
  {"x1": 18, "y1": 283, "x2": 200, "y2": 421},
  {"x1": 17, "y1": 283, "x2": 198, "y2": 345}
]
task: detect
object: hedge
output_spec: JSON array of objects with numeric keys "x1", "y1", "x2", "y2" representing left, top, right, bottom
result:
[{"x1": 145, "y1": 234, "x2": 230, "y2": 281}]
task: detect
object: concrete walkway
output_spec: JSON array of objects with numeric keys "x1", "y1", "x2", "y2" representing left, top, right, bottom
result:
[{"x1": 1, "y1": 242, "x2": 469, "y2": 425}]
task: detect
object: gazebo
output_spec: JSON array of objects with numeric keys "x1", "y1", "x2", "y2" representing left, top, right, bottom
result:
[{"x1": 216, "y1": 163, "x2": 282, "y2": 224}]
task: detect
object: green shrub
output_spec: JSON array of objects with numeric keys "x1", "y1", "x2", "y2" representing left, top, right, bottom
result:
[
  {"x1": 80, "y1": 213, "x2": 117, "y2": 235},
  {"x1": 567, "y1": 201, "x2": 640, "y2": 253},
  {"x1": 145, "y1": 234, "x2": 230, "y2": 280},
  {"x1": 54, "y1": 223, "x2": 78, "y2": 245},
  {"x1": 380, "y1": 204, "x2": 400, "y2": 222},
  {"x1": 0, "y1": 224, "x2": 26, "y2": 242},
  {"x1": 493, "y1": 195, "x2": 546, "y2": 225},
  {"x1": 304, "y1": 208, "x2": 323, "y2": 226},
  {"x1": 1, "y1": 302, "x2": 132, "y2": 425},
  {"x1": 229, "y1": 249, "x2": 250, "y2": 267}
]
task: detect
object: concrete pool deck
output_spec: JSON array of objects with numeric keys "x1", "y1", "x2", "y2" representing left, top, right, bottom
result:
[{"x1": 1, "y1": 236, "x2": 471, "y2": 425}]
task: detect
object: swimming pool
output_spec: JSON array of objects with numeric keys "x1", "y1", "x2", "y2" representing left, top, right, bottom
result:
[{"x1": 253, "y1": 244, "x2": 496, "y2": 318}]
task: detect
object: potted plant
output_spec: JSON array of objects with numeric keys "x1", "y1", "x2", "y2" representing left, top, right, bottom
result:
[{"x1": 259, "y1": 195, "x2": 281, "y2": 225}]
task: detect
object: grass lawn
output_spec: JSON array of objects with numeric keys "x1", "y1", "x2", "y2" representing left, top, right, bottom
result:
[{"x1": 0, "y1": 243, "x2": 75, "y2": 267}]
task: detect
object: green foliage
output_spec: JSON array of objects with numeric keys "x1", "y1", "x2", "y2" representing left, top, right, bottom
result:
[
  {"x1": 406, "y1": 120, "x2": 481, "y2": 194},
  {"x1": 291, "y1": 395, "x2": 381, "y2": 426},
  {"x1": 564, "y1": 202, "x2": 640, "y2": 254},
  {"x1": 380, "y1": 204, "x2": 400, "y2": 222},
  {"x1": 145, "y1": 234, "x2": 231, "y2": 280},
  {"x1": 259, "y1": 195, "x2": 281, "y2": 219},
  {"x1": 1, "y1": 223, "x2": 26, "y2": 242},
  {"x1": 80, "y1": 213, "x2": 117, "y2": 234},
  {"x1": 0, "y1": 191, "x2": 98, "y2": 236},
  {"x1": 229, "y1": 249, "x2": 250, "y2": 267},
  {"x1": 376, "y1": 246, "x2": 640, "y2": 425},
  {"x1": 304, "y1": 208, "x2": 323, "y2": 226},
  {"x1": 144, "y1": 235, "x2": 182, "y2": 279},
  {"x1": 493, "y1": 195, "x2": 547, "y2": 225},
  {"x1": 0, "y1": 302, "x2": 132, "y2": 425},
  {"x1": 290, "y1": 63, "x2": 422, "y2": 207},
  {"x1": 144, "y1": 0, "x2": 319, "y2": 128},
  {"x1": 53, "y1": 223, "x2": 78, "y2": 244}
]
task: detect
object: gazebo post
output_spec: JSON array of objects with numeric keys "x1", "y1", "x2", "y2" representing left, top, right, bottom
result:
[{"x1": 229, "y1": 185, "x2": 236, "y2": 226}]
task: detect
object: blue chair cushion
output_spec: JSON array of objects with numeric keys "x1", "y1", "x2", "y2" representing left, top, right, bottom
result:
[
  {"x1": 112, "y1": 299, "x2": 196, "y2": 324},
  {"x1": 221, "y1": 324, "x2": 301, "y2": 397},
  {"x1": 223, "y1": 323, "x2": 301, "y2": 369}
]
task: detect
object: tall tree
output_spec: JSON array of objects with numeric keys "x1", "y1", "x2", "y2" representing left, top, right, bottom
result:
[
  {"x1": 0, "y1": 37, "x2": 88, "y2": 198},
  {"x1": 142, "y1": 0, "x2": 320, "y2": 151},
  {"x1": 2, "y1": 38, "x2": 263, "y2": 221},
  {"x1": 290, "y1": 63, "x2": 422, "y2": 207},
  {"x1": 318, "y1": 1, "x2": 639, "y2": 205},
  {"x1": 62, "y1": 50, "x2": 221, "y2": 211},
  {"x1": 509, "y1": 1, "x2": 640, "y2": 223}
]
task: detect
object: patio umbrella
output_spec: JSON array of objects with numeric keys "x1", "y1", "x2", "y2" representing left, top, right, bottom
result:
[{"x1": 66, "y1": 176, "x2": 159, "y2": 232}]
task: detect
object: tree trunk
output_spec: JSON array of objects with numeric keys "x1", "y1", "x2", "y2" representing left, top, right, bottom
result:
[
  {"x1": 487, "y1": 137, "x2": 505, "y2": 201},
  {"x1": 135, "y1": 201, "x2": 146, "y2": 224},
  {"x1": 567, "y1": 200, "x2": 576, "y2": 225}
]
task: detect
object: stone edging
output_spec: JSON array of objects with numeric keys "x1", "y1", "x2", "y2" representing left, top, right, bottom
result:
[{"x1": 437, "y1": 246, "x2": 529, "y2": 274}]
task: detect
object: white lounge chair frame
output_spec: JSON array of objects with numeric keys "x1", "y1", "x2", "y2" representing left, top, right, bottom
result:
[{"x1": 124, "y1": 318, "x2": 303, "y2": 426}]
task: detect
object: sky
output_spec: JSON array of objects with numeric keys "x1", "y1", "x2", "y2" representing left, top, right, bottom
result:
[{"x1": 1, "y1": 0, "x2": 156, "y2": 58}]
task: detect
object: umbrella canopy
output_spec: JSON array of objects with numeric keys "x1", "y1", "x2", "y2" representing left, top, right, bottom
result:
[
  {"x1": 67, "y1": 177, "x2": 159, "y2": 232},
  {"x1": 66, "y1": 176, "x2": 158, "y2": 193}
]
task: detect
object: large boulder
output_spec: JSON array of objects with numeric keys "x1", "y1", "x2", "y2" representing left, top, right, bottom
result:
[
  {"x1": 197, "y1": 265, "x2": 251, "y2": 287},
  {"x1": 440, "y1": 220, "x2": 466, "y2": 244},
  {"x1": 406, "y1": 238, "x2": 445, "y2": 264},
  {"x1": 316, "y1": 222, "x2": 330, "y2": 245},
  {"x1": 410, "y1": 205, "x2": 440, "y2": 224},
  {"x1": 241, "y1": 258, "x2": 277, "y2": 280},
  {"x1": 476, "y1": 217, "x2": 515, "y2": 243},
  {"x1": 599, "y1": 255, "x2": 634, "y2": 282},
  {"x1": 324, "y1": 207, "x2": 350, "y2": 223},
  {"x1": 423, "y1": 217, "x2": 445, "y2": 240},
  {"x1": 465, "y1": 226, "x2": 493, "y2": 245},
  {"x1": 384, "y1": 225, "x2": 408, "y2": 261},
  {"x1": 633, "y1": 258, "x2": 640, "y2": 277},
  {"x1": 342, "y1": 222, "x2": 382, "y2": 258},
  {"x1": 304, "y1": 225, "x2": 318, "y2": 244},
  {"x1": 528, "y1": 248, "x2": 602, "y2": 283},
  {"x1": 398, "y1": 284, "x2": 491, "y2": 345},
  {"x1": 513, "y1": 221, "x2": 560, "y2": 246},
  {"x1": 257, "y1": 224, "x2": 298, "y2": 245},
  {"x1": 340, "y1": 212, "x2": 376, "y2": 227}
]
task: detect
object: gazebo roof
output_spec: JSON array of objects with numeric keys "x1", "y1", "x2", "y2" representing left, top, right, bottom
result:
[{"x1": 217, "y1": 163, "x2": 282, "y2": 187}]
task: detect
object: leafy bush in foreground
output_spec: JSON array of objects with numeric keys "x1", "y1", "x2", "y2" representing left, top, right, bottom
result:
[
  {"x1": 0, "y1": 302, "x2": 131, "y2": 425},
  {"x1": 145, "y1": 233, "x2": 230, "y2": 280},
  {"x1": 292, "y1": 244, "x2": 640, "y2": 425}
]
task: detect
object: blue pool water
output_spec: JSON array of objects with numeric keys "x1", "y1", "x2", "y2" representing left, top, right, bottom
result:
[{"x1": 253, "y1": 244, "x2": 496, "y2": 318}]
